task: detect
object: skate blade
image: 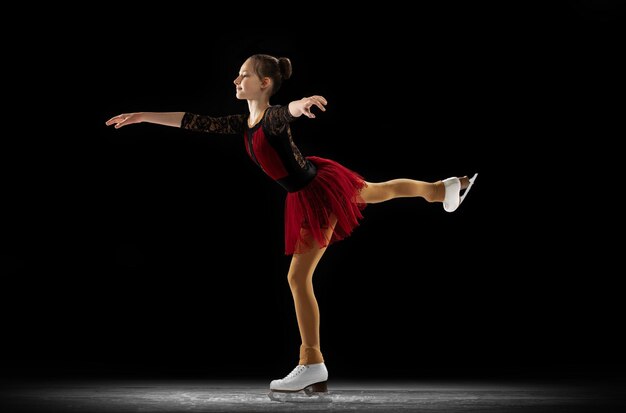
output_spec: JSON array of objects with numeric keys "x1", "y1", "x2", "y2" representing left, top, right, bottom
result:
[
  {"x1": 268, "y1": 382, "x2": 332, "y2": 403},
  {"x1": 459, "y1": 172, "x2": 478, "y2": 206},
  {"x1": 268, "y1": 390, "x2": 332, "y2": 403}
]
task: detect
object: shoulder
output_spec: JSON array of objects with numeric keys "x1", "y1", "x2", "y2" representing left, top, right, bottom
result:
[
  {"x1": 266, "y1": 105, "x2": 285, "y2": 113},
  {"x1": 261, "y1": 106, "x2": 294, "y2": 135},
  {"x1": 264, "y1": 105, "x2": 296, "y2": 123}
]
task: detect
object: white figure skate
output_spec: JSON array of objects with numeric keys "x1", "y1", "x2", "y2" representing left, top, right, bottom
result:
[
  {"x1": 268, "y1": 363, "x2": 331, "y2": 402},
  {"x1": 442, "y1": 172, "x2": 478, "y2": 212}
]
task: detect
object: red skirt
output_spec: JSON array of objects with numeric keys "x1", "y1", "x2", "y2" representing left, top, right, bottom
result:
[{"x1": 285, "y1": 156, "x2": 368, "y2": 255}]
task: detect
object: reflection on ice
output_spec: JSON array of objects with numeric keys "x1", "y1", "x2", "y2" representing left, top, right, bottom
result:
[{"x1": 2, "y1": 380, "x2": 622, "y2": 412}]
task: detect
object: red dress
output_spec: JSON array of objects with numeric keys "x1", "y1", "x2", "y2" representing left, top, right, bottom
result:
[{"x1": 181, "y1": 106, "x2": 367, "y2": 255}]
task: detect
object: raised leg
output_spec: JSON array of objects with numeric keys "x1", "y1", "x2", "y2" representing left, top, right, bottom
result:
[{"x1": 359, "y1": 176, "x2": 471, "y2": 205}]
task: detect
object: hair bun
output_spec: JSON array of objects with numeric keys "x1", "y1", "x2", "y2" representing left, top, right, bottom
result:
[{"x1": 278, "y1": 57, "x2": 292, "y2": 80}]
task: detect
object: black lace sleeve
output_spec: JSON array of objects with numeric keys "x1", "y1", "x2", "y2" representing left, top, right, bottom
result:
[
  {"x1": 181, "y1": 113, "x2": 246, "y2": 135},
  {"x1": 263, "y1": 105, "x2": 297, "y2": 135}
]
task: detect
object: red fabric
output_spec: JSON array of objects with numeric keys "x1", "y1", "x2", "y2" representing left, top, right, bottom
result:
[
  {"x1": 285, "y1": 156, "x2": 367, "y2": 255},
  {"x1": 250, "y1": 128, "x2": 288, "y2": 180}
]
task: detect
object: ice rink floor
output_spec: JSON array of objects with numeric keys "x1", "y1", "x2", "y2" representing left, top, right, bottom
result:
[{"x1": 1, "y1": 378, "x2": 624, "y2": 412}]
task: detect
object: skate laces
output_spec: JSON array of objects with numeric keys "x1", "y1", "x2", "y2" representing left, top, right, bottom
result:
[{"x1": 285, "y1": 365, "x2": 307, "y2": 379}]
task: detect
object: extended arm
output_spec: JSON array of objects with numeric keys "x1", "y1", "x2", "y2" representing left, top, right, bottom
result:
[
  {"x1": 105, "y1": 112, "x2": 185, "y2": 129},
  {"x1": 263, "y1": 97, "x2": 328, "y2": 135},
  {"x1": 106, "y1": 111, "x2": 246, "y2": 135}
]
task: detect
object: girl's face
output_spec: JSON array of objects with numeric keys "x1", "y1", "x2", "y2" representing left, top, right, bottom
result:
[{"x1": 233, "y1": 59, "x2": 267, "y2": 100}]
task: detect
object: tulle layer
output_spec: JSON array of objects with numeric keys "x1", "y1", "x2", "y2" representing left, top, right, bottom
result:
[{"x1": 285, "y1": 156, "x2": 367, "y2": 255}]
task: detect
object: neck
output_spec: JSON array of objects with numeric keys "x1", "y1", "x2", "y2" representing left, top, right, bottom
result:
[{"x1": 247, "y1": 99, "x2": 270, "y2": 126}]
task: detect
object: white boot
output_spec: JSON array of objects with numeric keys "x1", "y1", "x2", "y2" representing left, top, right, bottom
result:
[
  {"x1": 442, "y1": 177, "x2": 461, "y2": 212},
  {"x1": 270, "y1": 362, "x2": 328, "y2": 392},
  {"x1": 442, "y1": 173, "x2": 478, "y2": 212}
]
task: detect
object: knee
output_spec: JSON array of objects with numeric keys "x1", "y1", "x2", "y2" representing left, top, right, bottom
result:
[
  {"x1": 379, "y1": 181, "x2": 395, "y2": 195},
  {"x1": 361, "y1": 181, "x2": 390, "y2": 204},
  {"x1": 287, "y1": 271, "x2": 309, "y2": 291}
]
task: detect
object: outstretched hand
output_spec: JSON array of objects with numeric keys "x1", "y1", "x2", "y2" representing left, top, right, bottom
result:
[
  {"x1": 105, "y1": 113, "x2": 143, "y2": 129},
  {"x1": 291, "y1": 96, "x2": 327, "y2": 118}
]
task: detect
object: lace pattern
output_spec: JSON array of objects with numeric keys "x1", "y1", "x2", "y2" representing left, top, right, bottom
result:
[
  {"x1": 181, "y1": 113, "x2": 246, "y2": 134},
  {"x1": 181, "y1": 107, "x2": 308, "y2": 170},
  {"x1": 264, "y1": 106, "x2": 307, "y2": 169}
]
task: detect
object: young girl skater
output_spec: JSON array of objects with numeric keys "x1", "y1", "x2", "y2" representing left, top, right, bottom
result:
[{"x1": 106, "y1": 54, "x2": 477, "y2": 397}]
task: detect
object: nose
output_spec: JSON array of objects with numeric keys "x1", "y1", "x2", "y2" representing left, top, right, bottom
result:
[{"x1": 234, "y1": 76, "x2": 241, "y2": 85}]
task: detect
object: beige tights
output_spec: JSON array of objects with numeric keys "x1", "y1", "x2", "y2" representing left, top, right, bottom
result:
[{"x1": 287, "y1": 176, "x2": 468, "y2": 365}]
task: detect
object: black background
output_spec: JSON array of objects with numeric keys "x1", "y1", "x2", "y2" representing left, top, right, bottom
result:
[{"x1": 2, "y1": 1, "x2": 624, "y2": 382}]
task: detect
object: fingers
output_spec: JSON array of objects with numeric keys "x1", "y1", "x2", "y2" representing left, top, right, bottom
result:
[
  {"x1": 301, "y1": 96, "x2": 327, "y2": 118},
  {"x1": 308, "y1": 96, "x2": 327, "y2": 111},
  {"x1": 311, "y1": 95, "x2": 328, "y2": 106},
  {"x1": 106, "y1": 114, "x2": 124, "y2": 125},
  {"x1": 105, "y1": 114, "x2": 131, "y2": 128}
]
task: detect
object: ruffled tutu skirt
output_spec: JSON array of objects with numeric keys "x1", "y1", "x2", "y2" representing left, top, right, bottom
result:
[{"x1": 285, "y1": 156, "x2": 367, "y2": 255}]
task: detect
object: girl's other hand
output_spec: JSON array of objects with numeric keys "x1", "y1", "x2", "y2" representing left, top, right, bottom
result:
[{"x1": 105, "y1": 113, "x2": 143, "y2": 129}]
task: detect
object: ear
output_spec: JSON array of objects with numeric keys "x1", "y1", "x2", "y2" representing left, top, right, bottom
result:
[{"x1": 261, "y1": 77, "x2": 272, "y2": 90}]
